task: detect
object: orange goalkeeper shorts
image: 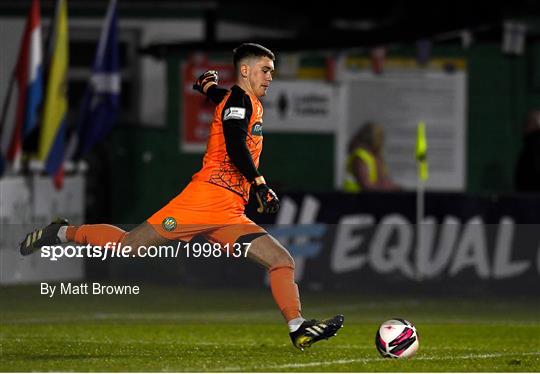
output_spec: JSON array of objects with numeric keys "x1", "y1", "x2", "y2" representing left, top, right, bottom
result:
[{"x1": 147, "y1": 181, "x2": 266, "y2": 245}]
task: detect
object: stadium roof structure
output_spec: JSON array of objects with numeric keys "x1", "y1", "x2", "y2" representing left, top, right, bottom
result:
[
  {"x1": 2, "y1": 0, "x2": 539, "y2": 58},
  {"x1": 135, "y1": 0, "x2": 540, "y2": 58}
]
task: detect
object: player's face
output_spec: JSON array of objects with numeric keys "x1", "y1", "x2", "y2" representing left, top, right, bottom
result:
[{"x1": 248, "y1": 57, "x2": 274, "y2": 97}]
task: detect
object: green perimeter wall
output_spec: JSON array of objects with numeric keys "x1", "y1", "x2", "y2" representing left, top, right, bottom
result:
[{"x1": 107, "y1": 43, "x2": 540, "y2": 223}]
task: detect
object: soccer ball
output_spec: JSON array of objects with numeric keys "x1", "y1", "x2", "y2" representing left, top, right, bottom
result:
[{"x1": 375, "y1": 318, "x2": 419, "y2": 358}]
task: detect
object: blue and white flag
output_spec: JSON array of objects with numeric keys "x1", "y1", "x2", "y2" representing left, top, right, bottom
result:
[{"x1": 73, "y1": 0, "x2": 119, "y2": 159}]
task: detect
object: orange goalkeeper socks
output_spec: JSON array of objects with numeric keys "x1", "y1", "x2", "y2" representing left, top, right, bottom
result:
[
  {"x1": 269, "y1": 265, "x2": 302, "y2": 322},
  {"x1": 67, "y1": 224, "x2": 127, "y2": 247}
]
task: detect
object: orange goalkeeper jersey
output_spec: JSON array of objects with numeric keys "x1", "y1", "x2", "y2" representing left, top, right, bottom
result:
[{"x1": 192, "y1": 85, "x2": 264, "y2": 203}]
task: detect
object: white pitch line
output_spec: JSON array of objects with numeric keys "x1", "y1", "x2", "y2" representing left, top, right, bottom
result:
[
  {"x1": 223, "y1": 352, "x2": 540, "y2": 372},
  {"x1": 0, "y1": 304, "x2": 367, "y2": 325},
  {"x1": 1, "y1": 311, "x2": 276, "y2": 324},
  {"x1": 3, "y1": 311, "x2": 538, "y2": 326}
]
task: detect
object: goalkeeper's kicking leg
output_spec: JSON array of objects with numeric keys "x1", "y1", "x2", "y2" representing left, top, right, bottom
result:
[
  {"x1": 20, "y1": 220, "x2": 171, "y2": 257},
  {"x1": 246, "y1": 234, "x2": 344, "y2": 350}
]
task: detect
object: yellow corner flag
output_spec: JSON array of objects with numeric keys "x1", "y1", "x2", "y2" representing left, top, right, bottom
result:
[{"x1": 416, "y1": 121, "x2": 429, "y2": 181}]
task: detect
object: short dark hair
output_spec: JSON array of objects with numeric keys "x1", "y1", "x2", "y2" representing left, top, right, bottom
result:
[{"x1": 233, "y1": 43, "x2": 275, "y2": 70}]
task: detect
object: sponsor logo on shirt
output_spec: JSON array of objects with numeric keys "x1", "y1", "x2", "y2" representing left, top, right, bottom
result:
[{"x1": 223, "y1": 107, "x2": 246, "y2": 120}]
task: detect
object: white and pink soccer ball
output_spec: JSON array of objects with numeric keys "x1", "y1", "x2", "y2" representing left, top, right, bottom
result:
[{"x1": 375, "y1": 318, "x2": 419, "y2": 358}]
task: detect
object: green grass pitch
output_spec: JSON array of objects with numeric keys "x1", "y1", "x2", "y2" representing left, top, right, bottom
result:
[{"x1": 1, "y1": 284, "x2": 539, "y2": 372}]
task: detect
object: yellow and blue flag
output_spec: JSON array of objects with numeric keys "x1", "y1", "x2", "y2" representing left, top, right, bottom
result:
[{"x1": 38, "y1": 0, "x2": 68, "y2": 184}]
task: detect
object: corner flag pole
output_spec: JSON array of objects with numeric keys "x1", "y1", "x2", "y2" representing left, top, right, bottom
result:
[{"x1": 415, "y1": 121, "x2": 428, "y2": 281}]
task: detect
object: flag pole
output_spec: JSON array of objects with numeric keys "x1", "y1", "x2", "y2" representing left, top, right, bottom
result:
[
  {"x1": 416, "y1": 168, "x2": 425, "y2": 282},
  {"x1": 415, "y1": 121, "x2": 428, "y2": 282}
]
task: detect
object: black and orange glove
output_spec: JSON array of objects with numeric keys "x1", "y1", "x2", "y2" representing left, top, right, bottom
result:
[
  {"x1": 193, "y1": 70, "x2": 218, "y2": 94},
  {"x1": 253, "y1": 176, "x2": 280, "y2": 214}
]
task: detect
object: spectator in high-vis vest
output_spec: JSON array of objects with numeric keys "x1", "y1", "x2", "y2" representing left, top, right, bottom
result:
[{"x1": 343, "y1": 122, "x2": 400, "y2": 192}]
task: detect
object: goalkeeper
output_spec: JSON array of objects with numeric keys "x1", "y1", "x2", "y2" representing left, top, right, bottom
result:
[{"x1": 20, "y1": 43, "x2": 343, "y2": 350}]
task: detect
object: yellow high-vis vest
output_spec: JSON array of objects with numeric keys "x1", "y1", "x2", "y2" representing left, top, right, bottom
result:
[{"x1": 343, "y1": 147, "x2": 378, "y2": 192}]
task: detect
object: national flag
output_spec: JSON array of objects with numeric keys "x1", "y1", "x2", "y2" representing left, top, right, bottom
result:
[
  {"x1": 72, "y1": 0, "x2": 120, "y2": 160},
  {"x1": 416, "y1": 121, "x2": 429, "y2": 181},
  {"x1": 38, "y1": 0, "x2": 68, "y2": 188},
  {"x1": 0, "y1": 0, "x2": 42, "y2": 174}
]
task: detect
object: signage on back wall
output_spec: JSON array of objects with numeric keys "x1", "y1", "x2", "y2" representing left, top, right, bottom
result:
[
  {"x1": 181, "y1": 59, "x2": 236, "y2": 153},
  {"x1": 328, "y1": 214, "x2": 536, "y2": 279},
  {"x1": 254, "y1": 192, "x2": 540, "y2": 294},
  {"x1": 261, "y1": 81, "x2": 343, "y2": 133}
]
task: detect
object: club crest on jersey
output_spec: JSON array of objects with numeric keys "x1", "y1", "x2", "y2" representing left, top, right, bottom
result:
[
  {"x1": 162, "y1": 217, "x2": 177, "y2": 231},
  {"x1": 251, "y1": 122, "x2": 263, "y2": 136},
  {"x1": 223, "y1": 107, "x2": 246, "y2": 120}
]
